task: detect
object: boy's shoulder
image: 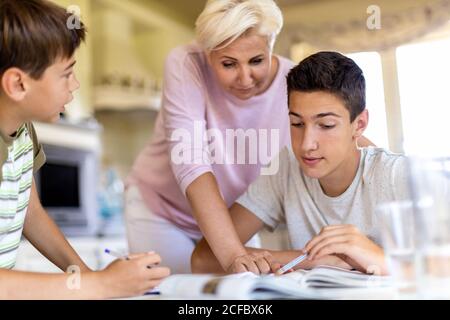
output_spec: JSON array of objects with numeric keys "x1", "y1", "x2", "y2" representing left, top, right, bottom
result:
[
  {"x1": 0, "y1": 122, "x2": 44, "y2": 183},
  {"x1": 361, "y1": 147, "x2": 408, "y2": 184},
  {"x1": 1, "y1": 122, "x2": 29, "y2": 183},
  {"x1": 362, "y1": 147, "x2": 407, "y2": 166}
]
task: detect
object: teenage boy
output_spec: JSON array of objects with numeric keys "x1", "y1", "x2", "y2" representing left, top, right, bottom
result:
[
  {"x1": 191, "y1": 51, "x2": 409, "y2": 276},
  {"x1": 0, "y1": 0, "x2": 169, "y2": 299}
]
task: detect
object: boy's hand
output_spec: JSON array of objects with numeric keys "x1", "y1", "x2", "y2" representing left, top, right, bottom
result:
[
  {"x1": 303, "y1": 225, "x2": 387, "y2": 275},
  {"x1": 273, "y1": 252, "x2": 352, "y2": 275},
  {"x1": 99, "y1": 252, "x2": 170, "y2": 298},
  {"x1": 227, "y1": 251, "x2": 275, "y2": 275},
  {"x1": 296, "y1": 254, "x2": 353, "y2": 271}
]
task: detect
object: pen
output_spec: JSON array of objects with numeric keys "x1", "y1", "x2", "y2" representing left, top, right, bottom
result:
[
  {"x1": 104, "y1": 248, "x2": 153, "y2": 269},
  {"x1": 276, "y1": 253, "x2": 308, "y2": 275},
  {"x1": 104, "y1": 249, "x2": 160, "y2": 296},
  {"x1": 104, "y1": 248, "x2": 129, "y2": 260}
]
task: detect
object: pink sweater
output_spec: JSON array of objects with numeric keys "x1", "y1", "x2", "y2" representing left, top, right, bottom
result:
[{"x1": 128, "y1": 43, "x2": 294, "y2": 238}]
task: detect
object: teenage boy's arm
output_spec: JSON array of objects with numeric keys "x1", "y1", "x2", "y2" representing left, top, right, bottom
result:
[
  {"x1": 22, "y1": 180, "x2": 91, "y2": 272},
  {"x1": 191, "y1": 203, "x2": 352, "y2": 274},
  {"x1": 303, "y1": 224, "x2": 388, "y2": 275}
]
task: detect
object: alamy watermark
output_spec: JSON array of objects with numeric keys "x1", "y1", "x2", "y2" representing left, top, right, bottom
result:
[
  {"x1": 367, "y1": 5, "x2": 382, "y2": 30},
  {"x1": 170, "y1": 121, "x2": 280, "y2": 175},
  {"x1": 66, "y1": 5, "x2": 82, "y2": 30},
  {"x1": 66, "y1": 265, "x2": 81, "y2": 290}
]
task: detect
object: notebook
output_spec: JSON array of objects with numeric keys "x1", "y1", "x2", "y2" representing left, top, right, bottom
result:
[{"x1": 158, "y1": 265, "x2": 393, "y2": 299}]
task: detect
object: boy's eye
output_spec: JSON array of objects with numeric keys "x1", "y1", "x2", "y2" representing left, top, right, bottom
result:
[
  {"x1": 64, "y1": 72, "x2": 73, "y2": 78},
  {"x1": 320, "y1": 124, "x2": 336, "y2": 129},
  {"x1": 291, "y1": 123, "x2": 304, "y2": 128}
]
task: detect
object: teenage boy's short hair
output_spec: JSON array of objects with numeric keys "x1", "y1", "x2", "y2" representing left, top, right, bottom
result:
[
  {"x1": 287, "y1": 51, "x2": 366, "y2": 122},
  {"x1": 0, "y1": 0, "x2": 86, "y2": 80}
]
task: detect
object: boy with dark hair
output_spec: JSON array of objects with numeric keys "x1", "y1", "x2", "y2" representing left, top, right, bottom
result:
[
  {"x1": 192, "y1": 51, "x2": 409, "y2": 275},
  {"x1": 0, "y1": 0, "x2": 169, "y2": 299}
]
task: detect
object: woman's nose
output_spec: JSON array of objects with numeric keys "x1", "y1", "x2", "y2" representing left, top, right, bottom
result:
[{"x1": 237, "y1": 66, "x2": 253, "y2": 87}]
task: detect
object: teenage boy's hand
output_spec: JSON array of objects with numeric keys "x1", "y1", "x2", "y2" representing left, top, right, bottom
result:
[
  {"x1": 296, "y1": 254, "x2": 353, "y2": 271},
  {"x1": 228, "y1": 251, "x2": 275, "y2": 275},
  {"x1": 303, "y1": 225, "x2": 387, "y2": 275},
  {"x1": 99, "y1": 252, "x2": 171, "y2": 298}
]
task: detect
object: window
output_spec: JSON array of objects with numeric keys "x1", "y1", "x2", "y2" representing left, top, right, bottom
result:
[
  {"x1": 397, "y1": 37, "x2": 450, "y2": 156},
  {"x1": 347, "y1": 52, "x2": 389, "y2": 148}
]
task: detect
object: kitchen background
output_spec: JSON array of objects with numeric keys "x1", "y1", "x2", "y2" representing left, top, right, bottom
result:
[{"x1": 15, "y1": 0, "x2": 450, "y2": 272}]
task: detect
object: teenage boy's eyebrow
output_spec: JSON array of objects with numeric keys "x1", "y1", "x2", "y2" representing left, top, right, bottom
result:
[
  {"x1": 64, "y1": 60, "x2": 77, "y2": 71},
  {"x1": 315, "y1": 112, "x2": 341, "y2": 119},
  {"x1": 288, "y1": 111, "x2": 341, "y2": 119}
]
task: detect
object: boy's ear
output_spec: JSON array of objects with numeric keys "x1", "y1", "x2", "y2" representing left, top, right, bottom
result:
[
  {"x1": 352, "y1": 109, "x2": 369, "y2": 139},
  {"x1": 1, "y1": 68, "x2": 28, "y2": 102}
]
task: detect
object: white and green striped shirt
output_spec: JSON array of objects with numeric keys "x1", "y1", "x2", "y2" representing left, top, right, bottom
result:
[{"x1": 0, "y1": 123, "x2": 45, "y2": 269}]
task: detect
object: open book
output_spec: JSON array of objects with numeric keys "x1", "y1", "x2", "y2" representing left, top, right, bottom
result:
[{"x1": 158, "y1": 266, "x2": 393, "y2": 300}]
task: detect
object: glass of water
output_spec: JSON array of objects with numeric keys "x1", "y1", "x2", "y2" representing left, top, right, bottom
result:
[
  {"x1": 377, "y1": 200, "x2": 417, "y2": 297},
  {"x1": 409, "y1": 156, "x2": 450, "y2": 299}
]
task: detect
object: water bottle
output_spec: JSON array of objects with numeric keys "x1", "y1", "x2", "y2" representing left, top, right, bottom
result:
[{"x1": 98, "y1": 168, "x2": 124, "y2": 236}]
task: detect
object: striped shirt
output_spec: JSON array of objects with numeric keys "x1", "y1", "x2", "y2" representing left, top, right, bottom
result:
[{"x1": 0, "y1": 123, "x2": 45, "y2": 269}]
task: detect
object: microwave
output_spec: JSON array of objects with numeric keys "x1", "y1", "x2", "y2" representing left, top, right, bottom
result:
[{"x1": 34, "y1": 144, "x2": 100, "y2": 237}]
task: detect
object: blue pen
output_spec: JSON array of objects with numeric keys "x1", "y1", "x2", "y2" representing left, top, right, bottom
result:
[
  {"x1": 104, "y1": 248, "x2": 154, "y2": 269},
  {"x1": 104, "y1": 249, "x2": 160, "y2": 296},
  {"x1": 104, "y1": 248, "x2": 129, "y2": 260}
]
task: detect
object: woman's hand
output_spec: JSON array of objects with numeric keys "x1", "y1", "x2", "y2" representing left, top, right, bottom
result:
[
  {"x1": 227, "y1": 251, "x2": 277, "y2": 275},
  {"x1": 303, "y1": 225, "x2": 387, "y2": 275}
]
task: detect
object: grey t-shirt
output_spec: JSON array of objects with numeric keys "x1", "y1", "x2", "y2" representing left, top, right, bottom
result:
[{"x1": 236, "y1": 147, "x2": 410, "y2": 249}]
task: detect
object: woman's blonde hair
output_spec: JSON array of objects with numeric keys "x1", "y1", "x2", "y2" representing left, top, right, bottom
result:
[{"x1": 195, "y1": 0, "x2": 283, "y2": 52}]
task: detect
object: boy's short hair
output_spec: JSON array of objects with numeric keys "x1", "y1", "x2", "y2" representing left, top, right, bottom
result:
[
  {"x1": 286, "y1": 51, "x2": 366, "y2": 122},
  {"x1": 0, "y1": 0, "x2": 86, "y2": 80}
]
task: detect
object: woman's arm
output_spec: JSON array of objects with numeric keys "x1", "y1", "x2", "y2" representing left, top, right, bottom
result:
[
  {"x1": 187, "y1": 173, "x2": 248, "y2": 272},
  {"x1": 161, "y1": 49, "x2": 244, "y2": 270},
  {"x1": 190, "y1": 199, "x2": 266, "y2": 274}
]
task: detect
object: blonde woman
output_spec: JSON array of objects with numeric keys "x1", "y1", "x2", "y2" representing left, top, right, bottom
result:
[{"x1": 125, "y1": 0, "x2": 371, "y2": 274}]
